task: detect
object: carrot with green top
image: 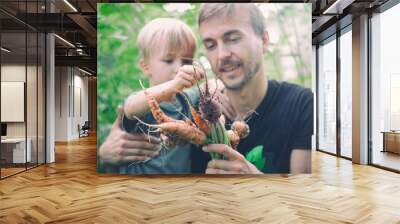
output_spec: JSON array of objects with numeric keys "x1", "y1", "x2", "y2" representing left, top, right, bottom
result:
[
  {"x1": 144, "y1": 90, "x2": 176, "y2": 124},
  {"x1": 135, "y1": 117, "x2": 207, "y2": 146}
]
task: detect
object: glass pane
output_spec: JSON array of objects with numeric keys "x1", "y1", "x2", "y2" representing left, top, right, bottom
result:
[
  {"x1": 371, "y1": 4, "x2": 400, "y2": 171},
  {"x1": 27, "y1": 31, "x2": 38, "y2": 169},
  {"x1": 318, "y1": 37, "x2": 337, "y2": 154},
  {"x1": 26, "y1": 0, "x2": 39, "y2": 170},
  {"x1": 312, "y1": 45, "x2": 317, "y2": 150},
  {"x1": 0, "y1": 0, "x2": 46, "y2": 178},
  {"x1": 1, "y1": 30, "x2": 27, "y2": 177},
  {"x1": 340, "y1": 29, "x2": 352, "y2": 158},
  {"x1": 38, "y1": 32, "x2": 45, "y2": 165}
]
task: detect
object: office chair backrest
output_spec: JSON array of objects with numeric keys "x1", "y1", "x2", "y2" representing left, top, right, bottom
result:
[{"x1": 82, "y1": 121, "x2": 90, "y2": 129}]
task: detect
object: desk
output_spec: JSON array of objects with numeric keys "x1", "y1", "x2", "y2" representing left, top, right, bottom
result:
[
  {"x1": 1, "y1": 138, "x2": 31, "y2": 163},
  {"x1": 382, "y1": 131, "x2": 400, "y2": 154}
]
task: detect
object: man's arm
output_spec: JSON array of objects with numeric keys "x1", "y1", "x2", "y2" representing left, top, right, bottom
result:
[
  {"x1": 98, "y1": 107, "x2": 161, "y2": 165},
  {"x1": 290, "y1": 149, "x2": 311, "y2": 174},
  {"x1": 290, "y1": 88, "x2": 313, "y2": 174}
]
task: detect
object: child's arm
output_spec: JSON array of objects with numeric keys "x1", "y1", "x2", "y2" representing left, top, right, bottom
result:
[{"x1": 124, "y1": 65, "x2": 204, "y2": 120}]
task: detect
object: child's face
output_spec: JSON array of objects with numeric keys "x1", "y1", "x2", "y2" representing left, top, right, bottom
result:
[{"x1": 142, "y1": 49, "x2": 194, "y2": 86}]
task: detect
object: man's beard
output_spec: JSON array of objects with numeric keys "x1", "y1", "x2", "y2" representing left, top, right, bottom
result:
[{"x1": 222, "y1": 60, "x2": 261, "y2": 91}]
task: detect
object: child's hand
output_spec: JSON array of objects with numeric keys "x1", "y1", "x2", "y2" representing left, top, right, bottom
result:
[{"x1": 173, "y1": 65, "x2": 205, "y2": 90}]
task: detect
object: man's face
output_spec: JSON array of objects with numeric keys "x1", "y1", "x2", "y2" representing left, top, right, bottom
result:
[{"x1": 199, "y1": 7, "x2": 266, "y2": 90}]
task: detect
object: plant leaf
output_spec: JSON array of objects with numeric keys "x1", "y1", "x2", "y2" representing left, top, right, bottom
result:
[{"x1": 245, "y1": 145, "x2": 266, "y2": 170}]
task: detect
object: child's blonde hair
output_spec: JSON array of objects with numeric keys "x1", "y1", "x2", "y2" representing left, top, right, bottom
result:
[{"x1": 137, "y1": 18, "x2": 196, "y2": 60}]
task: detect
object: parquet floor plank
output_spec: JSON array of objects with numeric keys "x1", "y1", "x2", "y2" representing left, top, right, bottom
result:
[{"x1": 0, "y1": 134, "x2": 399, "y2": 223}]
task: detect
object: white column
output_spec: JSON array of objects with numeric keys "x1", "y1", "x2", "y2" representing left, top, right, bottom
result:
[
  {"x1": 46, "y1": 33, "x2": 55, "y2": 163},
  {"x1": 45, "y1": 1, "x2": 55, "y2": 163},
  {"x1": 352, "y1": 14, "x2": 369, "y2": 164}
]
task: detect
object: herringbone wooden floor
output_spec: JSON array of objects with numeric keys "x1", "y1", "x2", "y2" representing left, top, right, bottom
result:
[{"x1": 1, "y1": 134, "x2": 400, "y2": 224}]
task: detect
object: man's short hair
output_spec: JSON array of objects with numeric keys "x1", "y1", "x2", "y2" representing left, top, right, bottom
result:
[
  {"x1": 137, "y1": 18, "x2": 196, "y2": 60},
  {"x1": 198, "y1": 3, "x2": 266, "y2": 38}
]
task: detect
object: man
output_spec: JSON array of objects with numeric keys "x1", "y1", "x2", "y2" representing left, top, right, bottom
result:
[
  {"x1": 190, "y1": 3, "x2": 313, "y2": 174},
  {"x1": 99, "y1": 3, "x2": 313, "y2": 174}
]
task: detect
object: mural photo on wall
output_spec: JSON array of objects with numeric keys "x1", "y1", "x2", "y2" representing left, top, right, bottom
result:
[{"x1": 97, "y1": 3, "x2": 313, "y2": 175}]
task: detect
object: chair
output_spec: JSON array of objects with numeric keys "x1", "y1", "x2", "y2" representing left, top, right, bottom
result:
[{"x1": 78, "y1": 121, "x2": 90, "y2": 138}]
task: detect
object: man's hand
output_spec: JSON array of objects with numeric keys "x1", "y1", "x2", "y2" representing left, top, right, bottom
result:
[
  {"x1": 203, "y1": 144, "x2": 263, "y2": 174},
  {"x1": 99, "y1": 107, "x2": 161, "y2": 164}
]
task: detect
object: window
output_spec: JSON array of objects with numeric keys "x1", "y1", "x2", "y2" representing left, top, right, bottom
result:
[
  {"x1": 318, "y1": 36, "x2": 337, "y2": 154},
  {"x1": 339, "y1": 28, "x2": 352, "y2": 158},
  {"x1": 0, "y1": 1, "x2": 47, "y2": 179},
  {"x1": 371, "y1": 3, "x2": 400, "y2": 171}
]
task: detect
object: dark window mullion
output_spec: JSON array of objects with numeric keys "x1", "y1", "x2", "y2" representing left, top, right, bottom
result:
[
  {"x1": 44, "y1": 0, "x2": 48, "y2": 165},
  {"x1": 36, "y1": 0, "x2": 39, "y2": 168},
  {"x1": 25, "y1": 0, "x2": 28, "y2": 171},
  {"x1": 316, "y1": 44, "x2": 319, "y2": 151},
  {"x1": 336, "y1": 29, "x2": 341, "y2": 157},
  {"x1": 0, "y1": 22, "x2": 2, "y2": 179},
  {"x1": 367, "y1": 11, "x2": 373, "y2": 165}
]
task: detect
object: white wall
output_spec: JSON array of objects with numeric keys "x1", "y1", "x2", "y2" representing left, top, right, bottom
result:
[
  {"x1": 1, "y1": 65, "x2": 39, "y2": 138},
  {"x1": 1, "y1": 65, "x2": 26, "y2": 141},
  {"x1": 55, "y1": 67, "x2": 89, "y2": 141},
  {"x1": 72, "y1": 73, "x2": 89, "y2": 138},
  {"x1": 55, "y1": 67, "x2": 68, "y2": 141}
]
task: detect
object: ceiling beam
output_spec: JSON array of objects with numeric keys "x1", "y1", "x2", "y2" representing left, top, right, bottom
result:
[
  {"x1": 312, "y1": 15, "x2": 335, "y2": 33},
  {"x1": 322, "y1": 0, "x2": 356, "y2": 14},
  {"x1": 55, "y1": 55, "x2": 96, "y2": 73},
  {"x1": 67, "y1": 13, "x2": 97, "y2": 46},
  {"x1": 11, "y1": 13, "x2": 82, "y2": 32}
]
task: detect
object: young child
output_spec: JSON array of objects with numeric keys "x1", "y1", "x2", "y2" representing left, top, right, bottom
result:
[{"x1": 119, "y1": 18, "x2": 203, "y2": 174}]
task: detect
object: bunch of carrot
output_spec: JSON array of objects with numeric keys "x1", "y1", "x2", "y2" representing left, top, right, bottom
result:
[
  {"x1": 138, "y1": 61, "x2": 250, "y2": 160},
  {"x1": 142, "y1": 89, "x2": 249, "y2": 160},
  {"x1": 192, "y1": 62, "x2": 249, "y2": 159},
  {"x1": 140, "y1": 90, "x2": 208, "y2": 146}
]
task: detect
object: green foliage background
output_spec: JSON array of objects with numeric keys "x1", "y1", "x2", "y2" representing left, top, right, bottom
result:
[{"x1": 97, "y1": 3, "x2": 311, "y2": 147}]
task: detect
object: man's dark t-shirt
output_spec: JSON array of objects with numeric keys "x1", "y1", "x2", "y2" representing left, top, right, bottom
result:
[{"x1": 191, "y1": 80, "x2": 314, "y2": 173}]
